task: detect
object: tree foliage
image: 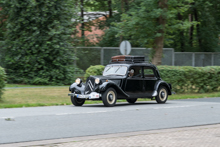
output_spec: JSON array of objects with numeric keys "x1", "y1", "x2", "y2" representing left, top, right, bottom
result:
[
  {"x1": 0, "y1": 0, "x2": 78, "y2": 85},
  {"x1": 112, "y1": 0, "x2": 195, "y2": 64},
  {"x1": 166, "y1": 0, "x2": 220, "y2": 52},
  {"x1": 98, "y1": 0, "x2": 220, "y2": 63}
]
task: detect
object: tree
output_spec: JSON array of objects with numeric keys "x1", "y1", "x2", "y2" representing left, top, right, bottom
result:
[
  {"x1": 0, "y1": 0, "x2": 79, "y2": 85},
  {"x1": 113, "y1": 0, "x2": 194, "y2": 65},
  {"x1": 165, "y1": 0, "x2": 220, "y2": 52}
]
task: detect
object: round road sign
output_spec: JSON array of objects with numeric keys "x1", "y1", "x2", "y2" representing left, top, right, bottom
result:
[{"x1": 120, "y1": 40, "x2": 131, "y2": 55}]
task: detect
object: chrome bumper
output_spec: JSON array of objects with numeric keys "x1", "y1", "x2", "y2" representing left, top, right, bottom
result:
[{"x1": 68, "y1": 92, "x2": 101, "y2": 99}]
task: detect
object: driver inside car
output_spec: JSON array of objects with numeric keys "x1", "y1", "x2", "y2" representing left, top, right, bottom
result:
[{"x1": 129, "y1": 69, "x2": 134, "y2": 77}]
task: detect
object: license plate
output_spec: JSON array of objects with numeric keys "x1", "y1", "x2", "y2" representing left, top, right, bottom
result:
[{"x1": 90, "y1": 94, "x2": 99, "y2": 98}]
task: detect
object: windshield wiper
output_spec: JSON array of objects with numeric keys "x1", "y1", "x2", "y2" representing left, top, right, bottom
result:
[
  {"x1": 115, "y1": 67, "x2": 120, "y2": 73},
  {"x1": 105, "y1": 67, "x2": 111, "y2": 72}
]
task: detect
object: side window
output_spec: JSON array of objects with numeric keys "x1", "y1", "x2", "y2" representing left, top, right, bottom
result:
[
  {"x1": 128, "y1": 66, "x2": 142, "y2": 78},
  {"x1": 144, "y1": 67, "x2": 155, "y2": 78}
]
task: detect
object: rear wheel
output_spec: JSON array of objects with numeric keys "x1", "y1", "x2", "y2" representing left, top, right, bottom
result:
[
  {"x1": 155, "y1": 86, "x2": 168, "y2": 103},
  {"x1": 126, "y1": 98, "x2": 137, "y2": 104},
  {"x1": 71, "y1": 96, "x2": 85, "y2": 106},
  {"x1": 102, "y1": 88, "x2": 117, "y2": 107}
]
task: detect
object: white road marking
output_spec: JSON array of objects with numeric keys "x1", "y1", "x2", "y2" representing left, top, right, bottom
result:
[
  {"x1": 86, "y1": 111, "x2": 107, "y2": 114},
  {"x1": 56, "y1": 113, "x2": 71, "y2": 116},
  {"x1": 55, "y1": 111, "x2": 107, "y2": 116},
  {"x1": 153, "y1": 105, "x2": 195, "y2": 109},
  {"x1": 0, "y1": 117, "x2": 14, "y2": 119}
]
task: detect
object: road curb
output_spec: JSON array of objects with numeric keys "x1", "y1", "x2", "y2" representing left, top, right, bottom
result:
[{"x1": 1, "y1": 123, "x2": 220, "y2": 147}]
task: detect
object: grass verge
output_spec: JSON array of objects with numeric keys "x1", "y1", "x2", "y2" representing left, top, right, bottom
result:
[
  {"x1": 0, "y1": 87, "x2": 220, "y2": 109},
  {"x1": 5, "y1": 84, "x2": 67, "y2": 87}
]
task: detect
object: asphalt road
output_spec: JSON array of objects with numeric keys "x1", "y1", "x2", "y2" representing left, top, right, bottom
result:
[{"x1": 1, "y1": 98, "x2": 220, "y2": 144}]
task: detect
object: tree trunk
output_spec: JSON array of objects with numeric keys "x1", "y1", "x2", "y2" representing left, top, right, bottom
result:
[
  {"x1": 178, "y1": 13, "x2": 185, "y2": 52},
  {"x1": 108, "y1": 0, "x2": 112, "y2": 17},
  {"x1": 124, "y1": 0, "x2": 129, "y2": 11},
  {"x1": 152, "y1": 0, "x2": 167, "y2": 65},
  {"x1": 194, "y1": 7, "x2": 202, "y2": 50},
  {"x1": 189, "y1": 13, "x2": 194, "y2": 47},
  {"x1": 120, "y1": 0, "x2": 124, "y2": 44},
  {"x1": 80, "y1": 0, "x2": 84, "y2": 45}
]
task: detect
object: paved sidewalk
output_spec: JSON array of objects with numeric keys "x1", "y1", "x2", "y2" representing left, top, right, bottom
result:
[{"x1": 1, "y1": 124, "x2": 220, "y2": 147}]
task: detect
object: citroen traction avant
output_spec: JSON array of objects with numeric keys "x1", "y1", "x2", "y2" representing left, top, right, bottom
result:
[{"x1": 68, "y1": 55, "x2": 172, "y2": 107}]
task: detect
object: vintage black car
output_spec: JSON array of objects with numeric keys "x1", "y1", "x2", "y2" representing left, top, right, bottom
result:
[{"x1": 68, "y1": 55, "x2": 172, "y2": 107}]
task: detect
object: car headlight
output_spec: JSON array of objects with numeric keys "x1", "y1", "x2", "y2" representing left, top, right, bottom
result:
[
  {"x1": 95, "y1": 78, "x2": 100, "y2": 84},
  {"x1": 75, "y1": 78, "x2": 82, "y2": 85}
]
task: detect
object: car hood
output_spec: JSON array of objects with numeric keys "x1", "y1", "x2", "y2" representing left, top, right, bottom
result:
[
  {"x1": 88, "y1": 75, "x2": 125, "y2": 87},
  {"x1": 90, "y1": 75, "x2": 126, "y2": 80}
]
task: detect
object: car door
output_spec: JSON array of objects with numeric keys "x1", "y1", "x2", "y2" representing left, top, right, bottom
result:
[
  {"x1": 142, "y1": 66, "x2": 157, "y2": 97},
  {"x1": 125, "y1": 66, "x2": 145, "y2": 98}
]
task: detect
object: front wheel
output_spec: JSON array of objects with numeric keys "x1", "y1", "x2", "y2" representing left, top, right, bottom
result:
[
  {"x1": 71, "y1": 96, "x2": 85, "y2": 106},
  {"x1": 102, "y1": 88, "x2": 117, "y2": 107},
  {"x1": 126, "y1": 98, "x2": 137, "y2": 104},
  {"x1": 155, "y1": 86, "x2": 168, "y2": 104}
]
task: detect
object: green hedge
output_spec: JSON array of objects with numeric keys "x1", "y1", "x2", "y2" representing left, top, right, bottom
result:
[
  {"x1": 0, "y1": 66, "x2": 6, "y2": 100},
  {"x1": 158, "y1": 66, "x2": 220, "y2": 93},
  {"x1": 84, "y1": 65, "x2": 220, "y2": 93},
  {"x1": 84, "y1": 65, "x2": 105, "y2": 80}
]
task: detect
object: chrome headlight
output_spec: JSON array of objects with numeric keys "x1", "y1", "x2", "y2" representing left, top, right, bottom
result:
[
  {"x1": 95, "y1": 78, "x2": 100, "y2": 84},
  {"x1": 75, "y1": 78, "x2": 82, "y2": 85}
]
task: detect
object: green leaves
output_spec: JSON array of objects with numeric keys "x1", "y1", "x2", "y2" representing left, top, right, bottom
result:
[
  {"x1": 1, "y1": 0, "x2": 79, "y2": 85},
  {"x1": 158, "y1": 66, "x2": 220, "y2": 93},
  {"x1": 84, "y1": 65, "x2": 105, "y2": 80}
]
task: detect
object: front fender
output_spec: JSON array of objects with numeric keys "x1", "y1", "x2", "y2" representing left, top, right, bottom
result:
[
  {"x1": 69, "y1": 83, "x2": 85, "y2": 94},
  {"x1": 99, "y1": 82, "x2": 129, "y2": 98},
  {"x1": 154, "y1": 80, "x2": 172, "y2": 95}
]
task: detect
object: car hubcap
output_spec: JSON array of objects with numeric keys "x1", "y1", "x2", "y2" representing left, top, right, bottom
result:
[
  {"x1": 161, "y1": 91, "x2": 165, "y2": 98},
  {"x1": 108, "y1": 94, "x2": 113, "y2": 101},
  {"x1": 107, "y1": 91, "x2": 115, "y2": 104},
  {"x1": 159, "y1": 89, "x2": 167, "y2": 101}
]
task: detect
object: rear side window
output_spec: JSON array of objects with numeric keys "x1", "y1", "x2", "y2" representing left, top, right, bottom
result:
[{"x1": 144, "y1": 67, "x2": 155, "y2": 78}]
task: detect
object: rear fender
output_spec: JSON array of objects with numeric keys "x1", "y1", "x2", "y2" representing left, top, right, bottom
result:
[{"x1": 154, "y1": 81, "x2": 172, "y2": 95}]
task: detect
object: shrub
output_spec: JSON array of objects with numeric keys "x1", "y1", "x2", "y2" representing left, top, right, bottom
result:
[
  {"x1": 0, "y1": 66, "x2": 6, "y2": 100},
  {"x1": 84, "y1": 65, "x2": 105, "y2": 80},
  {"x1": 83, "y1": 65, "x2": 220, "y2": 93},
  {"x1": 158, "y1": 66, "x2": 220, "y2": 93},
  {"x1": 1, "y1": 0, "x2": 78, "y2": 85}
]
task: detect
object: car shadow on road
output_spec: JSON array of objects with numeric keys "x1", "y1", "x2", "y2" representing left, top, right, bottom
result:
[{"x1": 82, "y1": 101, "x2": 165, "y2": 107}]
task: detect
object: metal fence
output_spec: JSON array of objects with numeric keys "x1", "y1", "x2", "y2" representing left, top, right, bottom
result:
[
  {"x1": 175, "y1": 52, "x2": 220, "y2": 66},
  {"x1": 74, "y1": 47, "x2": 174, "y2": 71},
  {"x1": 74, "y1": 47, "x2": 220, "y2": 71},
  {"x1": 0, "y1": 45, "x2": 220, "y2": 70}
]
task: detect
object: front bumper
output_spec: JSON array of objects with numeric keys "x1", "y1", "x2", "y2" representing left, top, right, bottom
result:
[{"x1": 68, "y1": 92, "x2": 102, "y2": 99}]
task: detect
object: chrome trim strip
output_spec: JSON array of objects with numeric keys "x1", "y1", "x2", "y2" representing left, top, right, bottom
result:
[
  {"x1": 89, "y1": 80, "x2": 94, "y2": 88},
  {"x1": 88, "y1": 80, "x2": 94, "y2": 91}
]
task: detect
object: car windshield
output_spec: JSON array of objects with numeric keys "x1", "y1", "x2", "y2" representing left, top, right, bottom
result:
[{"x1": 103, "y1": 65, "x2": 128, "y2": 76}]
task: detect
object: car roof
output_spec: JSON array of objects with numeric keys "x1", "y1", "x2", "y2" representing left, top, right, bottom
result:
[{"x1": 106, "y1": 62, "x2": 157, "y2": 69}]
